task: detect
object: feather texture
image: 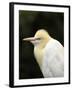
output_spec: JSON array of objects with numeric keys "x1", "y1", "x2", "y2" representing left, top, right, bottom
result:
[{"x1": 42, "y1": 39, "x2": 64, "y2": 77}]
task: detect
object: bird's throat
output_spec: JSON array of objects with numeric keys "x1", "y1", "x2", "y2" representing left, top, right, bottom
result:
[{"x1": 34, "y1": 47, "x2": 43, "y2": 69}]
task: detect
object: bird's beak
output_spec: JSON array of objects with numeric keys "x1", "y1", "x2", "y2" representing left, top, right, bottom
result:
[{"x1": 23, "y1": 37, "x2": 37, "y2": 41}]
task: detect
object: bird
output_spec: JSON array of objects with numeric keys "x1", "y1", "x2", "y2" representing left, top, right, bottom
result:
[{"x1": 23, "y1": 29, "x2": 64, "y2": 78}]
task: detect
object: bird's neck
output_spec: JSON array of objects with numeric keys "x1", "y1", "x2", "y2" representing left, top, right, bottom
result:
[
  {"x1": 34, "y1": 47, "x2": 43, "y2": 69},
  {"x1": 34, "y1": 36, "x2": 52, "y2": 70}
]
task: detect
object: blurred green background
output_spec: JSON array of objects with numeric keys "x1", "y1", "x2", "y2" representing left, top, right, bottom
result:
[{"x1": 19, "y1": 10, "x2": 64, "y2": 79}]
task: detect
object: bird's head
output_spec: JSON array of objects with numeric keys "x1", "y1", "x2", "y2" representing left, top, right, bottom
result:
[{"x1": 23, "y1": 29, "x2": 51, "y2": 48}]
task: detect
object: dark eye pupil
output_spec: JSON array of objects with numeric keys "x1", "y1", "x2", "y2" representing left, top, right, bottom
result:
[{"x1": 36, "y1": 38, "x2": 41, "y2": 40}]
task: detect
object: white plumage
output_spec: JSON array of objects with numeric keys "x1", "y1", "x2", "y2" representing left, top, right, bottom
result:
[
  {"x1": 42, "y1": 39, "x2": 64, "y2": 77},
  {"x1": 23, "y1": 29, "x2": 64, "y2": 78}
]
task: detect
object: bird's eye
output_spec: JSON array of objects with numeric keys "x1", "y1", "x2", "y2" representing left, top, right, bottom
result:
[{"x1": 36, "y1": 38, "x2": 41, "y2": 40}]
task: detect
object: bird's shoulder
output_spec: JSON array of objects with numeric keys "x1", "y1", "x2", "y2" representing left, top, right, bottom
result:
[
  {"x1": 43, "y1": 38, "x2": 64, "y2": 65},
  {"x1": 44, "y1": 38, "x2": 63, "y2": 57}
]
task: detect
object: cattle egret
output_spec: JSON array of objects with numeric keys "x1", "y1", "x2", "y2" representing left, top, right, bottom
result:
[{"x1": 23, "y1": 29, "x2": 64, "y2": 78}]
